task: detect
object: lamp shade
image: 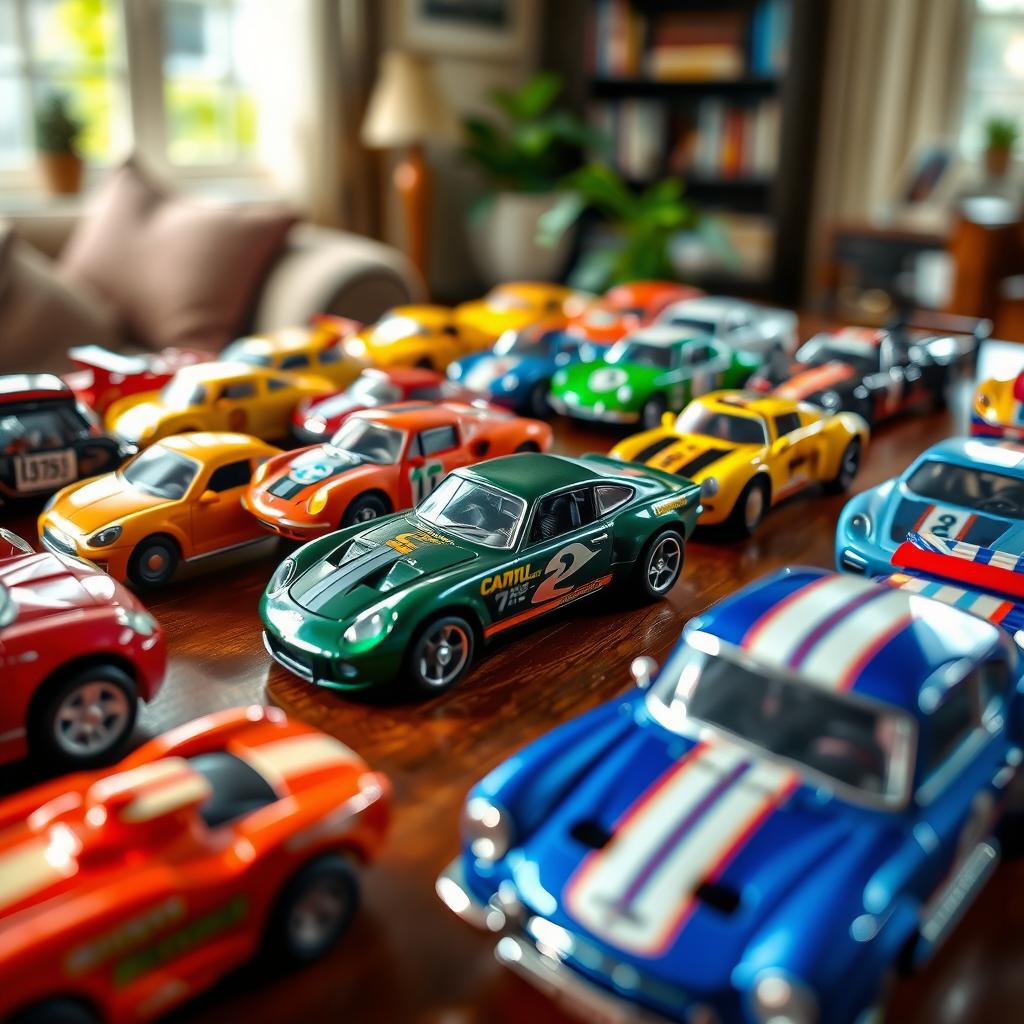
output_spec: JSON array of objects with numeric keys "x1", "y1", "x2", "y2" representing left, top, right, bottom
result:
[{"x1": 361, "y1": 51, "x2": 458, "y2": 149}]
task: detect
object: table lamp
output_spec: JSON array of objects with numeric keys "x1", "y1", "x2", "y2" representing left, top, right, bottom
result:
[{"x1": 362, "y1": 51, "x2": 458, "y2": 286}]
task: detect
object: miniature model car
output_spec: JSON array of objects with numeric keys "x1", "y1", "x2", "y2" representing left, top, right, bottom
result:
[
  {"x1": 455, "y1": 282, "x2": 582, "y2": 348},
  {"x1": 749, "y1": 327, "x2": 967, "y2": 425},
  {"x1": 261, "y1": 452, "x2": 700, "y2": 694},
  {"x1": 438, "y1": 567, "x2": 1022, "y2": 1024},
  {"x1": 448, "y1": 323, "x2": 600, "y2": 418},
  {"x1": 64, "y1": 344, "x2": 211, "y2": 415},
  {"x1": 0, "y1": 538, "x2": 164, "y2": 768},
  {"x1": 655, "y1": 294, "x2": 797, "y2": 357},
  {"x1": 566, "y1": 280, "x2": 703, "y2": 345},
  {"x1": 291, "y1": 366, "x2": 486, "y2": 445},
  {"x1": 342, "y1": 305, "x2": 470, "y2": 372},
  {"x1": 105, "y1": 362, "x2": 334, "y2": 446},
  {"x1": 971, "y1": 369, "x2": 1024, "y2": 441},
  {"x1": 611, "y1": 390, "x2": 868, "y2": 534},
  {"x1": 219, "y1": 314, "x2": 366, "y2": 388},
  {"x1": 0, "y1": 374, "x2": 132, "y2": 503},
  {"x1": 836, "y1": 436, "x2": 1024, "y2": 577},
  {"x1": 40, "y1": 432, "x2": 281, "y2": 588},
  {"x1": 0, "y1": 705, "x2": 389, "y2": 1024},
  {"x1": 246, "y1": 402, "x2": 553, "y2": 541},
  {"x1": 548, "y1": 327, "x2": 762, "y2": 428}
]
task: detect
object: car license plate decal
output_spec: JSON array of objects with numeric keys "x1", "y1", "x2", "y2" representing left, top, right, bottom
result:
[{"x1": 14, "y1": 449, "x2": 77, "y2": 492}]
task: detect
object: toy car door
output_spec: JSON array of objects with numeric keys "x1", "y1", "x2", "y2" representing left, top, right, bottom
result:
[
  {"x1": 402, "y1": 423, "x2": 468, "y2": 506},
  {"x1": 260, "y1": 375, "x2": 304, "y2": 438},
  {"x1": 190, "y1": 457, "x2": 257, "y2": 552},
  {"x1": 768, "y1": 410, "x2": 819, "y2": 497}
]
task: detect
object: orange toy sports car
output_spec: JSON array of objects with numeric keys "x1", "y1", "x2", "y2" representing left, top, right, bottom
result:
[
  {"x1": 0, "y1": 705, "x2": 389, "y2": 1024},
  {"x1": 566, "y1": 280, "x2": 703, "y2": 345},
  {"x1": 245, "y1": 401, "x2": 553, "y2": 540}
]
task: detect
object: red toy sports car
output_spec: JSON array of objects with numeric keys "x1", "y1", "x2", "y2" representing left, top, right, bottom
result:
[
  {"x1": 290, "y1": 366, "x2": 487, "y2": 445},
  {"x1": 0, "y1": 537, "x2": 165, "y2": 768},
  {"x1": 245, "y1": 400, "x2": 553, "y2": 540},
  {"x1": 0, "y1": 705, "x2": 390, "y2": 1024}
]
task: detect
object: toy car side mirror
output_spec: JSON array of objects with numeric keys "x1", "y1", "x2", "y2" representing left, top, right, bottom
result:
[
  {"x1": 773, "y1": 437, "x2": 791, "y2": 453},
  {"x1": 199, "y1": 490, "x2": 220, "y2": 505},
  {"x1": 630, "y1": 656, "x2": 658, "y2": 689},
  {"x1": 661, "y1": 412, "x2": 675, "y2": 431}
]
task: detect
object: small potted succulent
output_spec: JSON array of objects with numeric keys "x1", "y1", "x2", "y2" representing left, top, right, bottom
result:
[
  {"x1": 983, "y1": 116, "x2": 1018, "y2": 179},
  {"x1": 35, "y1": 92, "x2": 85, "y2": 195}
]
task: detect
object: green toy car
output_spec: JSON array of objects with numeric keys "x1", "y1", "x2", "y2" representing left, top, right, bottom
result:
[
  {"x1": 260, "y1": 452, "x2": 700, "y2": 695},
  {"x1": 547, "y1": 326, "x2": 762, "y2": 429}
]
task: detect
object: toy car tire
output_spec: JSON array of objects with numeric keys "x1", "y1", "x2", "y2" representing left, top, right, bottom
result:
[
  {"x1": 342, "y1": 492, "x2": 391, "y2": 527},
  {"x1": 32, "y1": 664, "x2": 139, "y2": 769},
  {"x1": 405, "y1": 613, "x2": 476, "y2": 694},
  {"x1": 527, "y1": 380, "x2": 550, "y2": 419},
  {"x1": 824, "y1": 438, "x2": 862, "y2": 494},
  {"x1": 640, "y1": 394, "x2": 667, "y2": 431},
  {"x1": 631, "y1": 529, "x2": 685, "y2": 601},
  {"x1": 728, "y1": 477, "x2": 770, "y2": 537},
  {"x1": 128, "y1": 535, "x2": 180, "y2": 589},
  {"x1": 265, "y1": 853, "x2": 360, "y2": 965},
  {"x1": 10, "y1": 999, "x2": 100, "y2": 1024}
]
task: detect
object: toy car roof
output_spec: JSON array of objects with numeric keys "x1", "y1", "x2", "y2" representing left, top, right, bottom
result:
[
  {"x1": 169, "y1": 361, "x2": 277, "y2": 384},
  {"x1": 0, "y1": 373, "x2": 70, "y2": 402},
  {"x1": 158, "y1": 432, "x2": 276, "y2": 458},
  {"x1": 357, "y1": 401, "x2": 470, "y2": 430},
  {"x1": 621, "y1": 325, "x2": 711, "y2": 347},
  {"x1": 909, "y1": 436, "x2": 1024, "y2": 474},
  {"x1": 365, "y1": 366, "x2": 442, "y2": 387},
  {"x1": 228, "y1": 326, "x2": 320, "y2": 355},
  {"x1": 462, "y1": 453, "x2": 613, "y2": 501},
  {"x1": 692, "y1": 390, "x2": 801, "y2": 418},
  {"x1": 689, "y1": 566, "x2": 1002, "y2": 719}
]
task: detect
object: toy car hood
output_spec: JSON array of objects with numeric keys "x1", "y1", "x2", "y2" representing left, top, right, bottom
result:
[
  {"x1": 108, "y1": 399, "x2": 166, "y2": 440},
  {"x1": 622, "y1": 431, "x2": 751, "y2": 480},
  {"x1": 884, "y1": 488, "x2": 1024, "y2": 551},
  {"x1": 774, "y1": 361, "x2": 857, "y2": 402},
  {"x1": 461, "y1": 352, "x2": 535, "y2": 391},
  {"x1": 258, "y1": 446, "x2": 388, "y2": 506},
  {"x1": 0, "y1": 550, "x2": 123, "y2": 624},
  {"x1": 50, "y1": 471, "x2": 169, "y2": 534}
]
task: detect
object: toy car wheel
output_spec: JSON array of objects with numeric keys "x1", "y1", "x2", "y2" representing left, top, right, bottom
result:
[
  {"x1": 33, "y1": 665, "x2": 138, "y2": 768},
  {"x1": 527, "y1": 380, "x2": 551, "y2": 418},
  {"x1": 640, "y1": 394, "x2": 667, "y2": 431},
  {"x1": 266, "y1": 854, "x2": 360, "y2": 965},
  {"x1": 824, "y1": 438, "x2": 862, "y2": 494},
  {"x1": 128, "y1": 535, "x2": 179, "y2": 588},
  {"x1": 342, "y1": 492, "x2": 390, "y2": 527},
  {"x1": 10, "y1": 999, "x2": 100, "y2": 1024},
  {"x1": 632, "y1": 529, "x2": 685, "y2": 600},
  {"x1": 728, "y1": 477, "x2": 769, "y2": 537},
  {"x1": 406, "y1": 614, "x2": 475, "y2": 694}
]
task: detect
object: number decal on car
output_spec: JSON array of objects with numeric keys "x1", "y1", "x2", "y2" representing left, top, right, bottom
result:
[
  {"x1": 532, "y1": 541, "x2": 598, "y2": 605},
  {"x1": 409, "y1": 460, "x2": 444, "y2": 503},
  {"x1": 916, "y1": 505, "x2": 973, "y2": 540}
]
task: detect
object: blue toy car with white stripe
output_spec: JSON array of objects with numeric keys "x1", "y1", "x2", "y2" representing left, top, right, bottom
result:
[
  {"x1": 437, "y1": 567, "x2": 1024, "y2": 1024},
  {"x1": 447, "y1": 324, "x2": 599, "y2": 419},
  {"x1": 836, "y1": 436, "x2": 1024, "y2": 577}
]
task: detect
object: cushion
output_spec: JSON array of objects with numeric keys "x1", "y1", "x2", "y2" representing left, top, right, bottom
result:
[
  {"x1": 0, "y1": 223, "x2": 120, "y2": 374},
  {"x1": 60, "y1": 159, "x2": 297, "y2": 351}
]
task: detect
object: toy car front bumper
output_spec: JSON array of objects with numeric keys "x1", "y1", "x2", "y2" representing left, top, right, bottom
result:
[
  {"x1": 39, "y1": 521, "x2": 132, "y2": 581},
  {"x1": 242, "y1": 494, "x2": 333, "y2": 542},
  {"x1": 262, "y1": 630, "x2": 394, "y2": 690}
]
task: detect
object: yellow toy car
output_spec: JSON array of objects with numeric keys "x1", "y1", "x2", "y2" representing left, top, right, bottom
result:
[
  {"x1": 455, "y1": 282, "x2": 582, "y2": 347},
  {"x1": 340, "y1": 305, "x2": 470, "y2": 372},
  {"x1": 971, "y1": 370, "x2": 1024, "y2": 442},
  {"x1": 610, "y1": 391, "x2": 869, "y2": 535},
  {"x1": 39, "y1": 432, "x2": 280, "y2": 587},
  {"x1": 219, "y1": 315, "x2": 367, "y2": 389},
  {"x1": 105, "y1": 362, "x2": 335, "y2": 447}
]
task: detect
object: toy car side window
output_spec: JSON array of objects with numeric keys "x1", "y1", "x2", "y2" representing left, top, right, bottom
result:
[
  {"x1": 684, "y1": 344, "x2": 711, "y2": 365},
  {"x1": 417, "y1": 426, "x2": 458, "y2": 456},
  {"x1": 442, "y1": 324, "x2": 459, "y2": 336},
  {"x1": 319, "y1": 346, "x2": 342, "y2": 364},
  {"x1": 979, "y1": 659, "x2": 1011, "y2": 720},
  {"x1": 528, "y1": 487, "x2": 597, "y2": 544},
  {"x1": 221, "y1": 381, "x2": 256, "y2": 400},
  {"x1": 188, "y1": 752, "x2": 278, "y2": 828},
  {"x1": 281, "y1": 354, "x2": 310, "y2": 370},
  {"x1": 409, "y1": 387, "x2": 442, "y2": 400},
  {"x1": 266, "y1": 377, "x2": 291, "y2": 392},
  {"x1": 207, "y1": 459, "x2": 252, "y2": 492},
  {"x1": 595, "y1": 484, "x2": 633, "y2": 515},
  {"x1": 773, "y1": 412, "x2": 802, "y2": 436},
  {"x1": 922, "y1": 680, "x2": 977, "y2": 778}
]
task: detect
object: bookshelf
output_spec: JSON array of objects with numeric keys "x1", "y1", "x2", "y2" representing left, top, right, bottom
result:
[{"x1": 546, "y1": 0, "x2": 828, "y2": 305}]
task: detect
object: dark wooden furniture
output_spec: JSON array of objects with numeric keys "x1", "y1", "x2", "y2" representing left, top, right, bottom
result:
[{"x1": 1, "y1": 340, "x2": 1020, "y2": 1023}]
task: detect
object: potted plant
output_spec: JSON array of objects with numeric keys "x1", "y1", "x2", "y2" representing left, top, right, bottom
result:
[
  {"x1": 35, "y1": 92, "x2": 85, "y2": 195},
  {"x1": 983, "y1": 116, "x2": 1018, "y2": 179},
  {"x1": 462, "y1": 71, "x2": 597, "y2": 284}
]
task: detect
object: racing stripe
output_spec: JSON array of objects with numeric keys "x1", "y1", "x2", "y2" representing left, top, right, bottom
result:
[
  {"x1": 885, "y1": 574, "x2": 1015, "y2": 625},
  {"x1": 674, "y1": 449, "x2": 731, "y2": 478},
  {"x1": 776, "y1": 362, "x2": 854, "y2": 401},
  {"x1": 631, "y1": 436, "x2": 677, "y2": 462}
]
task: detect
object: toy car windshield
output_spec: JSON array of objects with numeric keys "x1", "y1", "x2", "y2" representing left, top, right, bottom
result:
[
  {"x1": 0, "y1": 410, "x2": 71, "y2": 453},
  {"x1": 647, "y1": 635, "x2": 914, "y2": 805},
  {"x1": 328, "y1": 419, "x2": 404, "y2": 464},
  {"x1": 606, "y1": 340, "x2": 673, "y2": 370},
  {"x1": 416, "y1": 474, "x2": 525, "y2": 549},
  {"x1": 159, "y1": 379, "x2": 207, "y2": 409},
  {"x1": 906, "y1": 460, "x2": 1024, "y2": 520},
  {"x1": 676, "y1": 404, "x2": 769, "y2": 445},
  {"x1": 373, "y1": 316, "x2": 427, "y2": 344},
  {"x1": 494, "y1": 327, "x2": 547, "y2": 356},
  {"x1": 220, "y1": 340, "x2": 271, "y2": 367},
  {"x1": 661, "y1": 313, "x2": 717, "y2": 334},
  {"x1": 796, "y1": 334, "x2": 880, "y2": 372},
  {"x1": 122, "y1": 446, "x2": 199, "y2": 500},
  {"x1": 349, "y1": 377, "x2": 402, "y2": 403}
]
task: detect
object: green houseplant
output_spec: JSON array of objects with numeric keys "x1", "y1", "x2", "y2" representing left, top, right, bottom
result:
[
  {"x1": 984, "y1": 116, "x2": 1018, "y2": 179},
  {"x1": 462, "y1": 71, "x2": 597, "y2": 284},
  {"x1": 35, "y1": 92, "x2": 85, "y2": 195}
]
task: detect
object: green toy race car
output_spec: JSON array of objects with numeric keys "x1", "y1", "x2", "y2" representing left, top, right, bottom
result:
[
  {"x1": 260, "y1": 452, "x2": 700, "y2": 695},
  {"x1": 547, "y1": 326, "x2": 762, "y2": 429}
]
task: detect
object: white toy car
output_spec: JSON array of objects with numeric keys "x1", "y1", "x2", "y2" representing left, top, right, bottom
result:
[{"x1": 655, "y1": 296, "x2": 797, "y2": 358}]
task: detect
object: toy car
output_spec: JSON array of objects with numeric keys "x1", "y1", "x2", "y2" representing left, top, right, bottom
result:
[
  {"x1": 548, "y1": 327, "x2": 762, "y2": 428},
  {"x1": 971, "y1": 369, "x2": 1024, "y2": 441},
  {"x1": 0, "y1": 374, "x2": 132, "y2": 503},
  {"x1": 437, "y1": 567, "x2": 1022, "y2": 1024},
  {"x1": 219, "y1": 314, "x2": 366, "y2": 389},
  {"x1": 246, "y1": 402, "x2": 553, "y2": 541},
  {"x1": 104, "y1": 362, "x2": 334, "y2": 447},
  {"x1": 341, "y1": 305, "x2": 471, "y2": 372},
  {"x1": 455, "y1": 282, "x2": 582, "y2": 348},
  {"x1": 64, "y1": 344, "x2": 211, "y2": 415},
  {"x1": 291, "y1": 366, "x2": 486, "y2": 445},
  {"x1": 447, "y1": 323, "x2": 600, "y2": 418},
  {"x1": 566, "y1": 280, "x2": 703, "y2": 345},
  {"x1": 655, "y1": 295, "x2": 797, "y2": 357},
  {"x1": 0, "y1": 705, "x2": 389, "y2": 1024},
  {"x1": 748, "y1": 327, "x2": 967, "y2": 426},
  {"x1": 0, "y1": 536, "x2": 164, "y2": 767},
  {"x1": 611, "y1": 390, "x2": 868, "y2": 534},
  {"x1": 260, "y1": 452, "x2": 700, "y2": 695},
  {"x1": 836, "y1": 436, "x2": 1024, "y2": 577},
  {"x1": 40, "y1": 432, "x2": 281, "y2": 588}
]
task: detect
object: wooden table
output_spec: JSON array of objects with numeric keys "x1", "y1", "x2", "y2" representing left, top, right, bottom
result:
[{"x1": 3, "y1": 374, "x2": 1022, "y2": 1024}]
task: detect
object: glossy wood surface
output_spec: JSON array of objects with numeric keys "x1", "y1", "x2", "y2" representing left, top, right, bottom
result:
[{"x1": 3, "y1": 366, "x2": 1022, "y2": 1024}]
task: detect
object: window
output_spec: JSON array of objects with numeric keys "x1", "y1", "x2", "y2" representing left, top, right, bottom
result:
[
  {"x1": 773, "y1": 412, "x2": 802, "y2": 437},
  {"x1": 265, "y1": 376, "x2": 290, "y2": 392},
  {"x1": 595, "y1": 483, "x2": 633, "y2": 515},
  {"x1": 528, "y1": 488, "x2": 596, "y2": 544},
  {"x1": 1, "y1": 0, "x2": 265, "y2": 178},
  {"x1": 923, "y1": 682, "x2": 976, "y2": 776},
  {"x1": 417, "y1": 425, "x2": 458, "y2": 456},
  {"x1": 280, "y1": 353, "x2": 310, "y2": 370},
  {"x1": 409, "y1": 386, "x2": 441, "y2": 401},
  {"x1": 683, "y1": 344, "x2": 712, "y2": 365},
  {"x1": 319, "y1": 346, "x2": 342, "y2": 365},
  {"x1": 220, "y1": 380, "x2": 254, "y2": 400},
  {"x1": 206, "y1": 458, "x2": 250, "y2": 491},
  {"x1": 979, "y1": 659, "x2": 1011, "y2": 715},
  {"x1": 960, "y1": 1, "x2": 1024, "y2": 156}
]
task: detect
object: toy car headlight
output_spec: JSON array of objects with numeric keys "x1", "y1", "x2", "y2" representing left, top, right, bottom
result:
[
  {"x1": 306, "y1": 486, "x2": 330, "y2": 516},
  {"x1": 553, "y1": 369, "x2": 568, "y2": 386},
  {"x1": 268, "y1": 557, "x2": 296, "y2": 596},
  {"x1": 501, "y1": 374, "x2": 519, "y2": 392},
  {"x1": 343, "y1": 606, "x2": 396, "y2": 646},
  {"x1": 849, "y1": 512, "x2": 872, "y2": 538},
  {"x1": 701, "y1": 477, "x2": 719, "y2": 499},
  {"x1": 117, "y1": 608, "x2": 158, "y2": 636},
  {"x1": 820, "y1": 390, "x2": 840, "y2": 409},
  {"x1": 616, "y1": 384, "x2": 632, "y2": 402},
  {"x1": 252, "y1": 460, "x2": 272, "y2": 485},
  {"x1": 461, "y1": 796, "x2": 513, "y2": 863},
  {"x1": 751, "y1": 971, "x2": 818, "y2": 1024},
  {"x1": 89, "y1": 525, "x2": 122, "y2": 548}
]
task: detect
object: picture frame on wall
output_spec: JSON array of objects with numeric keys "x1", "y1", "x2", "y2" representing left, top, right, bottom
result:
[{"x1": 399, "y1": 0, "x2": 538, "y2": 59}]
